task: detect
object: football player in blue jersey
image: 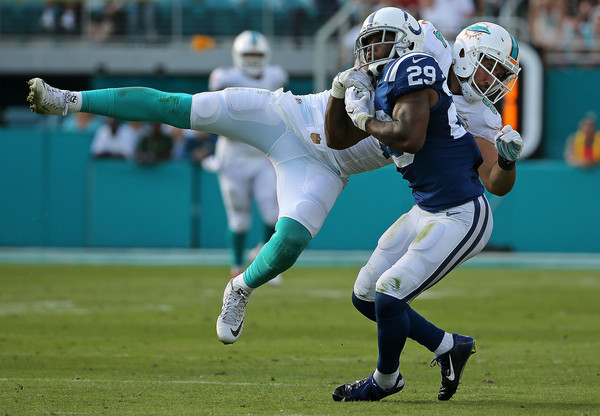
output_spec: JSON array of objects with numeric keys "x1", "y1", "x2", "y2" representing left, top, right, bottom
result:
[{"x1": 325, "y1": 9, "x2": 522, "y2": 402}]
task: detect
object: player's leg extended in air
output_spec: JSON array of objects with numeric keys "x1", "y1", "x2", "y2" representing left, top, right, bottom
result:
[{"x1": 27, "y1": 78, "x2": 343, "y2": 344}]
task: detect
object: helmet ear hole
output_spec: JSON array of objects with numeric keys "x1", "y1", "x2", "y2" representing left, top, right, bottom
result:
[{"x1": 459, "y1": 49, "x2": 466, "y2": 58}]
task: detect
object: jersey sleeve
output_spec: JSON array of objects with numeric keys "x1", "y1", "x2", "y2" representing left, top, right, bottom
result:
[
  {"x1": 208, "y1": 68, "x2": 226, "y2": 91},
  {"x1": 268, "y1": 65, "x2": 289, "y2": 89},
  {"x1": 462, "y1": 98, "x2": 503, "y2": 143},
  {"x1": 420, "y1": 20, "x2": 452, "y2": 76},
  {"x1": 380, "y1": 53, "x2": 446, "y2": 99}
]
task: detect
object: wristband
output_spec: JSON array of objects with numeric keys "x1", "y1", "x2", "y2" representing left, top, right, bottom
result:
[
  {"x1": 330, "y1": 83, "x2": 345, "y2": 99},
  {"x1": 498, "y1": 155, "x2": 515, "y2": 171},
  {"x1": 355, "y1": 113, "x2": 371, "y2": 131}
]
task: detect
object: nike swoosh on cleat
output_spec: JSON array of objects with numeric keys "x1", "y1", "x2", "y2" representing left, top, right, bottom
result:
[
  {"x1": 230, "y1": 320, "x2": 243, "y2": 337},
  {"x1": 447, "y1": 356, "x2": 456, "y2": 381},
  {"x1": 446, "y1": 211, "x2": 460, "y2": 216},
  {"x1": 412, "y1": 57, "x2": 427, "y2": 64}
]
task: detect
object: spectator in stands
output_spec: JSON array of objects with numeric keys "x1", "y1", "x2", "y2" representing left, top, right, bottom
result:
[
  {"x1": 87, "y1": 1, "x2": 128, "y2": 43},
  {"x1": 291, "y1": 0, "x2": 340, "y2": 47},
  {"x1": 582, "y1": 6, "x2": 600, "y2": 61},
  {"x1": 528, "y1": 0, "x2": 568, "y2": 62},
  {"x1": 134, "y1": 122, "x2": 173, "y2": 165},
  {"x1": 128, "y1": 1, "x2": 159, "y2": 43},
  {"x1": 41, "y1": 2, "x2": 80, "y2": 35},
  {"x1": 565, "y1": 111, "x2": 600, "y2": 168},
  {"x1": 419, "y1": 0, "x2": 476, "y2": 39},
  {"x1": 90, "y1": 117, "x2": 141, "y2": 159}
]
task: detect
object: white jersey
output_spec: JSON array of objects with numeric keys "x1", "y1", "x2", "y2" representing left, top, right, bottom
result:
[
  {"x1": 454, "y1": 95, "x2": 502, "y2": 143},
  {"x1": 420, "y1": 19, "x2": 502, "y2": 144},
  {"x1": 210, "y1": 65, "x2": 288, "y2": 164},
  {"x1": 274, "y1": 90, "x2": 393, "y2": 178}
]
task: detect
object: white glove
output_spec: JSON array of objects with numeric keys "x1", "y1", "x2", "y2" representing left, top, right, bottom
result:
[
  {"x1": 345, "y1": 87, "x2": 374, "y2": 131},
  {"x1": 331, "y1": 68, "x2": 374, "y2": 99},
  {"x1": 495, "y1": 125, "x2": 523, "y2": 161}
]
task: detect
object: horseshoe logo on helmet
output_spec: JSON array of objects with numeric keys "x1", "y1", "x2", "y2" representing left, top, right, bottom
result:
[{"x1": 405, "y1": 12, "x2": 422, "y2": 35}]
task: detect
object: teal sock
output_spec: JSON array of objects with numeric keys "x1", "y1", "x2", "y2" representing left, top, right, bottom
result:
[
  {"x1": 230, "y1": 230, "x2": 246, "y2": 269},
  {"x1": 81, "y1": 87, "x2": 192, "y2": 129},
  {"x1": 243, "y1": 217, "x2": 311, "y2": 288}
]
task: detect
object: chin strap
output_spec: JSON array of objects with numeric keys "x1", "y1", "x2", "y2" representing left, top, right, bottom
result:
[{"x1": 459, "y1": 81, "x2": 482, "y2": 103}]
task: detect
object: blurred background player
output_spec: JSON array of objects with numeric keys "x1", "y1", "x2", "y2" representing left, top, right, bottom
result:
[{"x1": 208, "y1": 30, "x2": 288, "y2": 281}]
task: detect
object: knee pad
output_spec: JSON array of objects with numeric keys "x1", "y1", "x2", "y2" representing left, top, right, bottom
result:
[
  {"x1": 191, "y1": 92, "x2": 222, "y2": 127},
  {"x1": 375, "y1": 266, "x2": 421, "y2": 301},
  {"x1": 269, "y1": 218, "x2": 312, "y2": 268},
  {"x1": 353, "y1": 263, "x2": 379, "y2": 302}
]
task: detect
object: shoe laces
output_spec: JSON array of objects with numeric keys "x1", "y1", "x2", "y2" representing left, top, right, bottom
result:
[
  {"x1": 430, "y1": 355, "x2": 449, "y2": 374},
  {"x1": 220, "y1": 283, "x2": 249, "y2": 324},
  {"x1": 347, "y1": 378, "x2": 368, "y2": 391},
  {"x1": 43, "y1": 83, "x2": 72, "y2": 116}
]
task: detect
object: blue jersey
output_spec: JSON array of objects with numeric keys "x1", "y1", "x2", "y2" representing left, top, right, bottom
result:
[{"x1": 374, "y1": 52, "x2": 484, "y2": 212}]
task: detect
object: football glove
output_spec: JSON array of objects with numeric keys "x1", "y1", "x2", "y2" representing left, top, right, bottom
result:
[
  {"x1": 494, "y1": 125, "x2": 523, "y2": 170},
  {"x1": 331, "y1": 68, "x2": 374, "y2": 99},
  {"x1": 345, "y1": 87, "x2": 374, "y2": 131}
]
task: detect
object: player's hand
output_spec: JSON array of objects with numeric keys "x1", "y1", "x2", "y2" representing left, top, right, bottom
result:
[
  {"x1": 494, "y1": 125, "x2": 523, "y2": 170},
  {"x1": 345, "y1": 87, "x2": 374, "y2": 131},
  {"x1": 331, "y1": 68, "x2": 374, "y2": 99}
]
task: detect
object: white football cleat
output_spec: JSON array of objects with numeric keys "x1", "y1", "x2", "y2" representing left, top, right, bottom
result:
[
  {"x1": 27, "y1": 77, "x2": 78, "y2": 116},
  {"x1": 216, "y1": 280, "x2": 251, "y2": 344}
]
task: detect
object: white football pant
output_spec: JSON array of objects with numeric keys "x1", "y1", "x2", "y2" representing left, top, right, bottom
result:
[{"x1": 354, "y1": 195, "x2": 493, "y2": 303}]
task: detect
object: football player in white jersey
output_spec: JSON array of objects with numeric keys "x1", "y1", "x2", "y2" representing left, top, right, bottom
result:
[
  {"x1": 325, "y1": 9, "x2": 523, "y2": 402},
  {"x1": 208, "y1": 31, "x2": 288, "y2": 280},
  {"x1": 26, "y1": 16, "x2": 521, "y2": 354}
]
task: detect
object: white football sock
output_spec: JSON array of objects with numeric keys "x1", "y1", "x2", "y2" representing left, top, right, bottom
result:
[
  {"x1": 232, "y1": 274, "x2": 253, "y2": 293},
  {"x1": 374, "y1": 369, "x2": 400, "y2": 390},
  {"x1": 434, "y1": 332, "x2": 454, "y2": 356}
]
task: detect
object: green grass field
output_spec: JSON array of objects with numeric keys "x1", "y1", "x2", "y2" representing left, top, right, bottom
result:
[{"x1": 1, "y1": 263, "x2": 599, "y2": 415}]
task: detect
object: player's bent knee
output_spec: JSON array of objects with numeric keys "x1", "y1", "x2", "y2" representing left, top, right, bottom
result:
[
  {"x1": 269, "y1": 218, "x2": 312, "y2": 267},
  {"x1": 353, "y1": 263, "x2": 378, "y2": 302},
  {"x1": 375, "y1": 267, "x2": 420, "y2": 300}
]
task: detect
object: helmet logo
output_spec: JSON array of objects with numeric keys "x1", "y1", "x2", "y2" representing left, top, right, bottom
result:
[
  {"x1": 464, "y1": 24, "x2": 491, "y2": 38},
  {"x1": 405, "y1": 12, "x2": 421, "y2": 35}
]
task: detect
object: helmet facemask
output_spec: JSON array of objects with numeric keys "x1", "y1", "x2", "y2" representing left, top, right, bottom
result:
[
  {"x1": 459, "y1": 49, "x2": 519, "y2": 104},
  {"x1": 452, "y1": 22, "x2": 521, "y2": 104},
  {"x1": 237, "y1": 52, "x2": 268, "y2": 78},
  {"x1": 353, "y1": 7, "x2": 424, "y2": 77},
  {"x1": 355, "y1": 27, "x2": 412, "y2": 76}
]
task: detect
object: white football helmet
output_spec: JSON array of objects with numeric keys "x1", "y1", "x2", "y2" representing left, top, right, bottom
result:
[
  {"x1": 452, "y1": 22, "x2": 521, "y2": 104},
  {"x1": 354, "y1": 7, "x2": 424, "y2": 76},
  {"x1": 232, "y1": 30, "x2": 271, "y2": 78}
]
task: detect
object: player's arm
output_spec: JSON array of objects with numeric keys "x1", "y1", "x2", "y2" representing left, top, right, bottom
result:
[
  {"x1": 363, "y1": 88, "x2": 435, "y2": 154},
  {"x1": 325, "y1": 68, "x2": 374, "y2": 149},
  {"x1": 475, "y1": 137, "x2": 516, "y2": 196},
  {"x1": 477, "y1": 124, "x2": 523, "y2": 195},
  {"x1": 324, "y1": 93, "x2": 369, "y2": 149}
]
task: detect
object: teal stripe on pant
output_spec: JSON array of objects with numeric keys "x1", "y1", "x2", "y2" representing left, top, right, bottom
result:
[{"x1": 82, "y1": 87, "x2": 192, "y2": 129}]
